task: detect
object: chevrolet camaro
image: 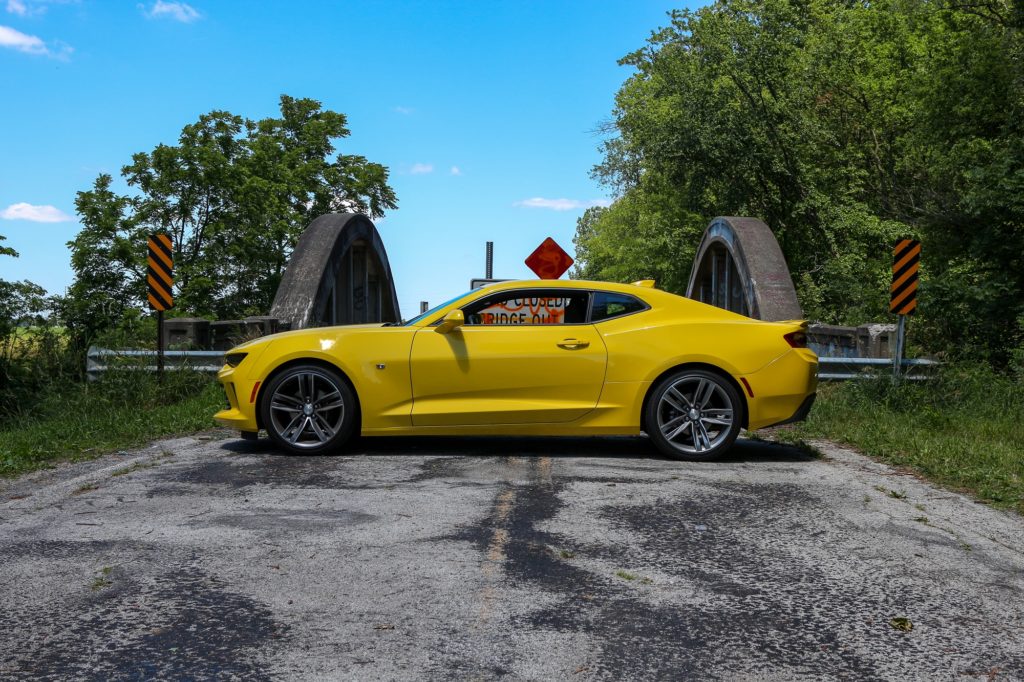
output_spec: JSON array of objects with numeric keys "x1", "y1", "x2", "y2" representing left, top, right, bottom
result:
[{"x1": 214, "y1": 280, "x2": 818, "y2": 461}]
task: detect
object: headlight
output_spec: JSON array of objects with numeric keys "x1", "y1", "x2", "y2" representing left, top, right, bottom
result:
[{"x1": 225, "y1": 352, "x2": 248, "y2": 368}]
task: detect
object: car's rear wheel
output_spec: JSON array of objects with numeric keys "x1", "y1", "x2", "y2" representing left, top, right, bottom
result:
[
  {"x1": 260, "y1": 364, "x2": 357, "y2": 455},
  {"x1": 645, "y1": 369, "x2": 742, "y2": 461}
]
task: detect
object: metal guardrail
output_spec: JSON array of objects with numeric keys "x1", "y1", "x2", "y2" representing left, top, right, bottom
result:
[
  {"x1": 86, "y1": 347, "x2": 936, "y2": 382},
  {"x1": 817, "y1": 356, "x2": 939, "y2": 381},
  {"x1": 86, "y1": 347, "x2": 225, "y2": 381}
]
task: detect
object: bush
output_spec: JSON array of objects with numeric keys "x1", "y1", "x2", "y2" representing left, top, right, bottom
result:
[{"x1": 0, "y1": 283, "x2": 77, "y2": 424}]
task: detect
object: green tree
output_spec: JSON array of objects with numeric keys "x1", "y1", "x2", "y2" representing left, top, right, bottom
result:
[
  {"x1": 0, "y1": 234, "x2": 67, "y2": 419},
  {"x1": 579, "y1": 0, "x2": 1024, "y2": 365},
  {"x1": 572, "y1": 172, "x2": 706, "y2": 294},
  {"x1": 0, "y1": 234, "x2": 16, "y2": 258},
  {"x1": 65, "y1": 95, "x2": 398, "y2": 346}
]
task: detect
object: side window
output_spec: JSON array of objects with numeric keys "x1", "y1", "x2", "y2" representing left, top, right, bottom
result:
[
  {"x1": 590, "y1": 292, "x2": 647, "y2": 322},
  {"x1": 464, "y1": 291, "x2": 590, "y2": 326}
]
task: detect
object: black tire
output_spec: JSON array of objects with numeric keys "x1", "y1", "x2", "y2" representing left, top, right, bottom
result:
[
  {"x1": 644, "y1": 369, "x2": 742, "y2": 461},
  {"x1": 259, "y1": 363, "x2": 357, "y2": 455}
]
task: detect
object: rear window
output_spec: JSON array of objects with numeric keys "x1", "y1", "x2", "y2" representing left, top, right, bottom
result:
[{"x1": 590, "y1": 292, "x2": 647, "y2": 322}]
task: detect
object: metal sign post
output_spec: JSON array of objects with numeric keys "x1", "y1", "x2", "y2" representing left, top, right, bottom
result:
[
  {"x1": 890, "y1": 239, "x2": 920, "y2": 380},
  {"x1": 147, "y1": 233, "x2": 175, "y2": 380},
  {"x1": 157, "y1": 310, "x2": 165, "y2": 376},
  {"x1": 892, "y1": 315, "x2": 906, "y2": 380}
]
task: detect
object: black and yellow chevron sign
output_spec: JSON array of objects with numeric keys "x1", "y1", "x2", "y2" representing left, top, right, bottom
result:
[
  {"x1": 147, "y1": 233, "x2": 174, "y2": 311},
  {"x1": 890, "y1": 238, "x2": 920, "y2": 315}
]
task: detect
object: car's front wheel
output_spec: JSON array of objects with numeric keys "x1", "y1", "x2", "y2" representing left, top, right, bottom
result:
[
  {"x1": 645, "y1": 369, "x2": 742, "y2": 461},
  {"x1": 259, "y1": 364, "x2": 357, "y2": 455}
]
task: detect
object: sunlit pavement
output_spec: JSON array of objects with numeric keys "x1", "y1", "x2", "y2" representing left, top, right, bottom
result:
[{"x1": 2, "y1": 432, "x2": 1022, "y2": 680}]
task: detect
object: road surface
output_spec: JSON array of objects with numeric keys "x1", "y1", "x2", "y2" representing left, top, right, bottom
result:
[{"x1": 2, "y1": 432, "x2": 1022, "y2": 680}]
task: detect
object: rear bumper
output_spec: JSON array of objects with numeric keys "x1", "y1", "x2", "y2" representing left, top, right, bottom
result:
[
  {"x1": 765, "y1": 392, "x2": 816, "y2": 428},
  {"x1": 743, "y1": 349, "x2": 818, "y2": 430}
]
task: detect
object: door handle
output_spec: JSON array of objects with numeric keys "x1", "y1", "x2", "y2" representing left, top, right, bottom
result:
[{"x1": 557, "y1": 338, "x2": 590, "y2": 350}]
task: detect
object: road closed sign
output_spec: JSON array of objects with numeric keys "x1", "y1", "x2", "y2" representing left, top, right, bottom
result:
[
  {"x1": 477, "y1": 297, "x2": 567, "y2": 325},
  {"x1": 525, "y1": 237, "x2": 574, "y2": 279}
]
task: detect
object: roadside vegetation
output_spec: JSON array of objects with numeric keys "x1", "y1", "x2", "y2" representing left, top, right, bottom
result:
[
  {"x1": 0, "y1": 369, "x2": 222, "y2": 478},
  {"x1": 775, "y1": 367, "x2": 1024, "y2": 515}
]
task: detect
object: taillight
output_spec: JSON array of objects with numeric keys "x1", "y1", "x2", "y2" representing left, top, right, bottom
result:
[{"x1": 784, "y1": 331, "x2": 807, "y2": 349}]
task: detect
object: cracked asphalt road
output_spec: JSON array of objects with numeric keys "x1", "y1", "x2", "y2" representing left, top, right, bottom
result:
[{"x1": 1, "y1": 432, "x2": 1022, "y2": 680}]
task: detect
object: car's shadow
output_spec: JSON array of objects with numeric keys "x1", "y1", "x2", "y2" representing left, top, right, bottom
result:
[{"x1": 219, "y1": 433, "x2": 815, "y2": 464}]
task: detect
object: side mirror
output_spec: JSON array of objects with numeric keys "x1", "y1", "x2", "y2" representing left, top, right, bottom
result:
[{"x1": 435, "y1": 309, "x2": 465, "y2": 334}]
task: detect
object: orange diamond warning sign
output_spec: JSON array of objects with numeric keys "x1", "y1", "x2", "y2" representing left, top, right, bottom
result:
[{"x1": 524, "y1": 237, "x2": 573, "y2": 279}]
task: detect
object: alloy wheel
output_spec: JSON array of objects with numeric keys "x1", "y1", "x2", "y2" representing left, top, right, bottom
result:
[
  {"x1": 267, "y1": 370, "x2": 347, "y2": 449},
  {"x1": 655, "y1": 374, "x2": 735, "y2": 455}
]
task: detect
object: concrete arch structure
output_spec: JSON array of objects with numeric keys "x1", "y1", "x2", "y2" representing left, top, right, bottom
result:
[
  {"x1": 270, "y1": 213, "x2": 401, "y2": 330},
  {"x1": 685, "y1": 216, "x2": 802, "y2": 321}
]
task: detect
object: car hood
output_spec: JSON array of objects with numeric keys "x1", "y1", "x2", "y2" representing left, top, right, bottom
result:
[{"x1": 226, "y1": 323, "x2": 390, "y2": 353}]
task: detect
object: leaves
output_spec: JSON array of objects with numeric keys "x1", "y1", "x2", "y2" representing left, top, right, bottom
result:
[
  {"x1": 580, "y1": 0, "x2": 1024, "y2": 366},
  {"x1": 889, "y1": 617, "x2": 913, "y2": 632},
  {"x1": 0, "y1": 234, "x2": 18, "y2": 259},
  {"x1": 64, "y1": 95, "x2": 398, "y2": 344}
]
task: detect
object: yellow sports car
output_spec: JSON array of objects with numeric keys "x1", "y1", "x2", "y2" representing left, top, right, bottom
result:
[{"x1": 215, "y1": 280, "x2": 817, "y2": 461}]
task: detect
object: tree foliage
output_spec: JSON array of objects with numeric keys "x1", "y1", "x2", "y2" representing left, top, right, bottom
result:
[
  {"x1": 64, "y1": 95, "x2": 398, "y2": 345},
  {"x1": 0, "y1": 234, "x2": 17, "y2": 259},
  {"x1": 0, "y1": 234, "x2": 70, "y2": 420},
  {"x1": 576, "y1": 0, "x2": 1024, "y2": 365}
]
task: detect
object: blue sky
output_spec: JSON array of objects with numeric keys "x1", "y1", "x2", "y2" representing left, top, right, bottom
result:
[{"x1": 0, "y1": 0, "x2": 684, "y2": 319}]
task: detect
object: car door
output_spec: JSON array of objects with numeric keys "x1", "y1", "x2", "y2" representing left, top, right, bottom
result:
[{"x1": 409, "y1": 289, "x2": 607, "y2": 426}]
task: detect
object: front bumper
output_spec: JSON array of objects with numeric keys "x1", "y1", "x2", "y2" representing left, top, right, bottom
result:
[
  {"x1": 214, "y1": 406, "x2": 258, "y2": 431},
  {"x1": 214, "y1": 369, "x2": 260, "y2": 432}
]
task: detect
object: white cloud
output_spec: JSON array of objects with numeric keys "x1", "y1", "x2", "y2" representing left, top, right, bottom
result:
[
  {"x1": 145, "y1": 0, "x2": 200, "y2": 22},
  {"x1": 0, "y1": 23, "x2": 71, "y2": 58},
  {"x1": 0, "y1": 202, "x2": 73, "y2": 222},
  {"x1": 394, "y1": 106, "x2": 414, "y2": 115},
  {"x1": 409, "y1": 163, "x2": 434, "y2": 175},
  {"x1": 0, "y1": 24, "x2": 47, "y2": 54},
  {"x1": 7, "y1": 0, "x2": 80, "y2": 18},
  {"x1": 450, "y1": 166, "x2": 462, "y2": 176},
  {"x1": 514, "y1": 197, "x2": 612, "y2": 211}
]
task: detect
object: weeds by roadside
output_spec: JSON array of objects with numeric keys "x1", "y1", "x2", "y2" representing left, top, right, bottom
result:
[
  {"x1": 0, "y1": 370, "x2": 222, "y2": 478},
  {"x1": 775, "y1": 364, "x2": 1024, "y2": 514}
]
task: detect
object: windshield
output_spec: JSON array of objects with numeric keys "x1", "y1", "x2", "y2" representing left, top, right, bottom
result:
[{"x1": 402, "y1": 290, "x2": 474, "y2": 326}]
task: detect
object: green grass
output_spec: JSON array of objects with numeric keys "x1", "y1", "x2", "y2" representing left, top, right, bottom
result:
[
  {"x1": 0, "y1": 372, "x2": 223, "y2": 479},
  {"x1": 776, "y1": 365, "x2": 1024, "y2": 514},
  {"x1": 90, "y1": 566, "x2": 114, "y2": 591}
]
